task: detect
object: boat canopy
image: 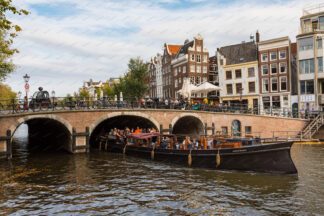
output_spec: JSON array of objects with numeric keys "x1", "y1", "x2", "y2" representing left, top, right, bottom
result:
[{"x1": 127, "y1": 133, "x2": 174, "y2": 140}]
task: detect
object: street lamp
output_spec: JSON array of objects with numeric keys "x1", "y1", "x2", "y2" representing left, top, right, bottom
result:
[
  {"x1": 51, "y1": 90, "x2": 55, "y2": 111},
  {"x1": 23, "y1": 74, "x2": 30, "y2": 104}
]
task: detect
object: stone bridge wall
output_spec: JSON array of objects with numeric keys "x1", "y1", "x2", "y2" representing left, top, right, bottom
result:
[{"x1": 0, "y1": 109, "x2": 308, "y2": 157}]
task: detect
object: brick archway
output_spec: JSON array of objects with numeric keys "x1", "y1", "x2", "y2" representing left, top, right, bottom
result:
[
  {"x1": 89, "y1": 111, "x2": 160, "y2": 135},
  {"x1": 9, "y1": 114, "x2": 73, "y2": 136},
  {"x1": 171, "y1": 113, "x2": 204, "y2": 128}
]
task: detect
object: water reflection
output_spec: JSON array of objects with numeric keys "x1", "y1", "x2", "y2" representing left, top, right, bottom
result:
[{"x1": 0, "y1": 126, "x2": 323, "y2": 215}]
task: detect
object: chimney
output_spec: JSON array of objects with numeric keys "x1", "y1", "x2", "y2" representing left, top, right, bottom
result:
[{"x1": 256, "y1": 30, "x2": 260, "y2": 43}]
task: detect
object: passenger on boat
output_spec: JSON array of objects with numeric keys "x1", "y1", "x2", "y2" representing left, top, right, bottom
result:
[
  {"x1": 174, "y1": 140, "x2": 180, "y2": 149},
  {"x1": 160, "y1": 138, "x2": 168, "y2": 149},
  {"x1": 186, "y1": 136, "x2": 193, "y2": 150},
  {"x1": 134, "y1": 127, "x2": 142, "y2": 134},
  {"x1": 193, "y1": 138, "x2": 199, "y2": 149},
  {"x1": 108, "y1": 129, "x2": 114, "y2": 135}
]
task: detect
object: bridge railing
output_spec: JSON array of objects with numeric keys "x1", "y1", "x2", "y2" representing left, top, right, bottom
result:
[{"x1": 0, "y1": 96, "x2": 317, "y2": 120}]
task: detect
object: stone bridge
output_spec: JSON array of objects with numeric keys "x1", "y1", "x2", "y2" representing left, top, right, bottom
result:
[{"x1": 0, "y1": 109, "x2": 308, "y2": 158}]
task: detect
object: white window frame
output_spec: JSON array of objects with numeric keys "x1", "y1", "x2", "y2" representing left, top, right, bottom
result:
[
  {"x1": 190, "y1": 76, "x2": 195, "y2": 84},
  {"x1": 203, "y1": 77, "x2": 207, "y2": 83},
  {"x1": 183, "y1": 66, "x2": 186, "y2": 73},
  {"x1": 279, "y1": 50, "x2": 286, "y2": 59},
  {"x1": 203, "y1": 66, "x2": 207, "y2": 73},
  {"x1": 191, "y1": 54, "x2": 195, "y2": 61},
  {"x1": 262, "y1": 78, "x2": 269, "y2": 93},
  {"x1": 270, "y1": 52, "x2": 277, "y2": 61},
  {"x1": 262, "y1": 65, "x2": 268, "y2": 75},
  {"x1": 271, "y1": 63, "x2": 277, "y2": 74},
  {"x1": 271, "y1": 77, "x2": 278, "y2": 92},
  {"x1": 203, "y1": 55, "x2": 208, "y2": 63},
  {"x1": 280, "y1": 62, "x2": 287, "y2": 73},
  {"x1": 197, "y1": 66, "x2": 201, "y2": 73},
  {"x1": 175, "y1": 79, "x2": 178, "y2": 88},
  {"x1": 280, "y1": 76, "x2": 287, "y2": 91},
  {"x1": 190, "y1": 65, "x2": 195, "y2": 73},
  {"x1": 197, "y1": 54, "x2": 201, "y2": 63},
  {"x1": 196, "y1": 46, "x2": 201, "y2": 51},
  {"x1": 261, "y1": 53, "x2": 268, "y2": 62},
  {"x1": 196, "y1": 76, "x2": 201, "y2": 85}
]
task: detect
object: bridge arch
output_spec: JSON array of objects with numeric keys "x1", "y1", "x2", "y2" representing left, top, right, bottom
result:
[
  {"x1": 9, "y1": 114, "x2": 73, "y2": 153},
  {"x1": 171, "y1": 113, "x2": 204, "y2": 136},
  {"x1": 89, "y1": 112, "x2": 160, "y2": 135}
]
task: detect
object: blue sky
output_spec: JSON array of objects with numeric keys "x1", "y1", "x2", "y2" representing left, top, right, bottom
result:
[{"x1": 5, "y1": 0, "x2": 321, "y2": 96}]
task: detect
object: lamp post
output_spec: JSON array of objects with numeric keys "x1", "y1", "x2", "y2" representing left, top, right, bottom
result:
[
  {"x1": 51, "y1": 90, "x2": 55, "y2": 111},
  {"x1": 23, "y1": 74, "x2": 30, "y2": 103}
]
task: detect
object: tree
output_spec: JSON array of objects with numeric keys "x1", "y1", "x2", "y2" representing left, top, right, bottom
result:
[
  {"x1": 102, "y1": 83, "x2": 115, "y2": 97},
  {"x1": 0, "y1": 0, "x2": 29, "y2": 81},
  {"x1": 0, "y1": 82, "x2": 16, "y2": 105},
  {"x1": 114, "y1": 57, "x2": 148, "y2": 99},
  {"x1": 79, "y1": 89, "x2": 90, "y2": 98}
]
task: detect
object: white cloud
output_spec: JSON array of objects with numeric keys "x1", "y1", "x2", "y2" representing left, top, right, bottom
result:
[{"x1": 4, "y1": 0, "x2": 317, "y2": 96}]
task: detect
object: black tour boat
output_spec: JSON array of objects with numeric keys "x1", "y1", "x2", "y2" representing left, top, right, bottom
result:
[{"x1": 98, "y1": 133, "x2": 297, "y2": 174}]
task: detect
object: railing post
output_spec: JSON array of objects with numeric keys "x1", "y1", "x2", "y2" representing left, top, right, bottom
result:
[{"x1": 204, "y1": 123, "x2": 208, "y2": 136}]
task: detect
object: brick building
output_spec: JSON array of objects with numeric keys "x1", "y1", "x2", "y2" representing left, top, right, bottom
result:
[
  {"x1": 258, "y1": 36, "x2": 297, "y2": 114},
  {"x1": 148, "y1": 57, "x2": 157, "y2": 98},
  {"x1": 162, "y1": 43, "x2": 181, "y2": 98},
  {"x1": 171, "y1": 34, "x2": 209, "y2": 99}
]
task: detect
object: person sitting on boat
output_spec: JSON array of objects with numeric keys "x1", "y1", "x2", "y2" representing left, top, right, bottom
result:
[
  {"x1": 109, "y1": 129, "x2": 114, "y2": 136},
  {"x1": 193, "y1": 138, "x2": 199, "y2": 149},
  {"x1": 174, "y1": 140, "x2": 180, "y2": 149},
  {"x1": 160, "y1": 138, "x2": 168, "y2": 149},
  {"x1": 186, "y1": 136, "x2": 193, "y2": 150},
  {"x1": 134, "y1": 126, "x2": 142, "y2": 134}
]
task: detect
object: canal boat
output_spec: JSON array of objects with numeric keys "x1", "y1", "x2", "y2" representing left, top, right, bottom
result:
[{"x1": 98, "y1": 133, "x2": 297, "y2": 174}]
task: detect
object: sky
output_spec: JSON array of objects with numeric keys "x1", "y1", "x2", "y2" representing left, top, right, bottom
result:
[{"x1": 4, "y1": 0, "x2": 321, "y2": 96}]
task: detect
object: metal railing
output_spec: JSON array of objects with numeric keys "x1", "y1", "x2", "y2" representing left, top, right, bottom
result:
[{"x1": 0, "y1": 96, "x2": 318, "y2": 120}]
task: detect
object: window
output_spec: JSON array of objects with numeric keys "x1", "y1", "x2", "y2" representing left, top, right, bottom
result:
[
  {"x1": 318, "y1": 38, "x2": 323, "y2": 49},
  {"x1": 271, "y1": 63, "x2": 277, "y2": 74},
  {"x1": 190, "y1": 65, "x2": 195, "y2": 73},
  {"x1": 191, "y1": 54, "x2": 195, "y2": 61},
  {"x1": 196, "y1": 76, "x2": 201, "y2": 85},
  {"x1": 220, "y1": 59, "x2": 223, "y2": 65},
  {"x1": 279, "y1": 50, "x2": 286, "y2": 59},
  {"x1": 203, "y1": 66, "x2": 207, "y2": 73},
  {"x1": 197, "y1": 55, "x2": 201, "y2": 63},
  {"x1": 262, "y1": 65, "x2": 269, "y2": 75},
  {"x1": 235, "y1": 69, "x2": 242, "y2": 78},
  {"x1": 226, "y1": 84, "x2": 233, "y2": 94},
  {"x1": 303, "y1": 19, "x2": 312, "y2": 33},
  {"x1": 183, "y1": 66, "x2": 186, "y2": 73},
  {"x1": 190, "y1": 76, "x2": 195, "y2": 84},
  {"x1": 248, "y1": 67, "x2": 255, "y2": 77},
  {"x1": 300, "y1": 80, "x2": 314, "y2": 94},
  {"x1": 203, "y1": 55, "x2": 208, "y2": 62},
  {"x1": 248, "y1": 82, "x2": 255, "y2": 93},
  {"x1": 245, "y1": 126, "x2": 252, "y2": 135},
  {"x1": 197, "y1": 66, "x2": 201, "y2": 73},
  {"x1": 270, "y1": 52, "x2": 277, "y2": 61},
  {"x1": 320, "y1": 17, "x2": 324, "y2": 30},
  {"x1": 175, "y1": 79, "x2": 178, "y2": 88},
  {"x1": 262, "y1": 78, "x2": 269, "y2": 92},
  {"x1": 299, "y1": 37, "x2": 313, "y2": 51},
  {"x1": 271, "y1": 77, "x2": 278, "y2": 92},
  {"x1": 263, "y1": 96, "x2": 270, "y2": 109},
  {"x1": 280, "y1": 76, "x2": 287, "y2": 91},
  {"x1": 272, "y1": 96, "x2": 280, "y2": 109},
  {"x1": 203, "y1": 77, "x2": 207, "y2": 83},
  {"x1": 280, "y1": 62, "x2": 287, "y2": 73},
  {"x1": 318, "y1": 57, "x2": 323, "y2": 72},
  {"x1": 221, "y1": 127, "x2": 228, "y2": 135},
  {"x1": 236, "y1": 83, "x2": 242, "y2": 94},
  {"x1": 283, "y1": 95, "x2": 289, "y2": 106},
  {"x1": 226, "y1": 70, "x2": 232, "y2": 79},
  {"x1": 174, "y1": 68, "x2": 178, "y2": 76},
  {"x1": 196, "y1": 46, "x2": 201, "y2": 51},
  {"x1": 299, "y1": 59, "x2": 315, "y2": 74},
  {"x1": 262, "y1": 53, "x2": 268, "y2": 62}
]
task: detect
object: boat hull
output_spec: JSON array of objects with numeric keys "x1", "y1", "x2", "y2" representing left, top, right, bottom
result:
[{"x1": 102, "y1": 140, "x2": 297, "y2": 174}]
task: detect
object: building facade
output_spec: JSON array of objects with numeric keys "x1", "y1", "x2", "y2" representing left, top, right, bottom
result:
[
  {"x1": 171, "y1": 34, "x2": 209, "y2": 99},
  {"x1": 148, "y1": 57, "x2": 157, "y2": 98},
  {"x1": 217, "y1": 40, "x2": 259, "y2": 110},
  {"x1": 297, "y1": 6, "x2": 324, "y2": 112},
  {"x1": 162, "y1": 43, "x2": 181, "y2": 98},
  {"x1": 258, "y1": 37, "x2": 295, "y2": 114}
]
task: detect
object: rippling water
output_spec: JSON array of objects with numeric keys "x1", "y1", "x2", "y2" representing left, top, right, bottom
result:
[{"x1": 0, "y1": 125, "x2": 324, "y2": 215}]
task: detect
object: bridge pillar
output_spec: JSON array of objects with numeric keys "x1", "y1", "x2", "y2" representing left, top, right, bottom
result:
[
  {"x1": 0, "y1": 130, "x2": 12, "y2": 159},
  {"x1": 72, "y1": 127, "x2": 90, "y2": 153}
]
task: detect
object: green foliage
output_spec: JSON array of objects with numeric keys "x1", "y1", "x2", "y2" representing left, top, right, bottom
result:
[
  {"x1": 103, "y1": 83, "x2": 115, "y2": 97},
  {"x1": 114, "y1": 57, "x2": 148, "y2": 99},
  {"x1": 79, "y1": 89, "x2": 90, "y2": 98},
  {"x1": 0, "y1": 0, "x2": 29, "y2": 81},
  {"x1": 0, "y1": 82, "x2": 16, "y2": 105}
]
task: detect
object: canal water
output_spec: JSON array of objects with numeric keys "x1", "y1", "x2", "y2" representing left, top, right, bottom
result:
[{"x1": 0, "y1": 125, "x2": 323, "y2": 215}]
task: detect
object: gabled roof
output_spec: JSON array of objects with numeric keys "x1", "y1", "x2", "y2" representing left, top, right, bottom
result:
[
  {"x1": 176, "y1": 40, "x2": 194, "y2": 58},
  {"x1": 167, "y1": 45, "x2": 181, "y2": 55},
  {"x1": 218, "y1": 41, "x2": 257, "y2": 65}
]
